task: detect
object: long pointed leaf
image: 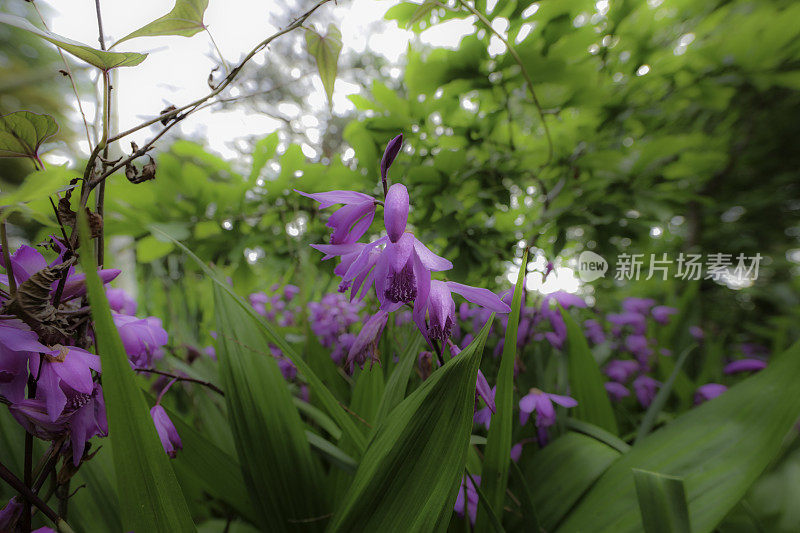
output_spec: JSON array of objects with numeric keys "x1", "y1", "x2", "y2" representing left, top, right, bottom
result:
[
  {"x1": 154, "y1": 227, "x2": 366, "y2": 453},
  {"x1": 374, "y1": 334, "x2": 423, "y2": 424},
  {"x1": 213, "y1": 284, "x2": 327, "y2": 531},
  {"x1": 560, "y1": 305, "x2": 618, "y2": 434},
  {"x1": 476, "y1": 249, "x2": 527, "y2": 530},
  {"x1": 558, "y1": 341, "x2": 800, "y2": 533},
  {"x1": 633, "y1": 469, "x2": 691, "y2": 533},
  {"x1": 114, "y1": 0, "x2": 208, "y2": 46},
  {"x1": 0, "y1": 14, "x2": 146, "y2": 69},
  {"x1": 78, "y1": 213, "x2": 195, "y2": 532},
  {"x1": 328, "y1": 318, "x2": 494, "y2": 532}
]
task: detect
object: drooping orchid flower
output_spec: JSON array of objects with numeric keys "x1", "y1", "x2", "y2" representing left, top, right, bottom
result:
[{"x1": 294, "y1": 190, "x2": 377, "y2": 247}]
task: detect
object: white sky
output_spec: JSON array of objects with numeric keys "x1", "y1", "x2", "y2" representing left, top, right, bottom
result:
[{"x1": 39, "y1": 0, "x2": 476, "y2": 160}]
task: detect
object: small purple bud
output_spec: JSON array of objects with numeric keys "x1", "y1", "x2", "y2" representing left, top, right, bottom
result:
[
  {"x1": 150, "y1": 405, "x2": 182, "y2": 458},
  {"x1": 380, "y1": 134, "x2": 403, "y2": 182},
  {"x1": 384, "y1": 183, "x2": 409, "y2": 242}
]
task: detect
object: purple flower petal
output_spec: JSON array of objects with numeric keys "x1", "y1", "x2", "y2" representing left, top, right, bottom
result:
[
  {"x1": 384, "y1": 183, "x2": 409, "y2": 243},
  {"x1": 446, "y1": 282, "x2": 511, "y2": 313},
  {"x1": 294, "y1": 190, "x2": 374, "y2": 209},
  {"x1": 412, "y1": 238, "x2": 453, "y2": 271},
  {"x1": 723, "y1": 358, "x2": 767, "y2": 374}
]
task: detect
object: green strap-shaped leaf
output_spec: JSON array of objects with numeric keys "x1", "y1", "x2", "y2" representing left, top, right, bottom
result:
[
  {"x1": 528, "y1": 432, "x2": 622, "y2": 530},
  {"x1": 113, "y1": 0, "x2": 209, "y2": 46},
  {"x1": 558, "y1": 340, "x2": 800, "y2": 533},
  {"x1": 0, "y1": 14, "x2": 147, "y2": 69},
  {"x1": 636, "y1": 345, "x2": 695, "y2": 443},
  {"x1": 166, "y1": 407, "x2": 258, "y2": 524},
  {"x1": 154, "y1": 227, "x2": 367, "y2": 453},
  {"x1": 78, "y1": 213, "x2": 196, "y2": 533},
  {"x1": 560, "y1": 305, "x2": 619, "y2": 435},
  {"x1": 305, "y1": 24, "x2": 342, "y2": 105},
  {"x1": 633, "y1": 469, "x2": 692, "y2": 533},
  {"x1": 476, "y1": 249, "x2": 527, "y2": 530},
  {"x1": 213, "y1": 284, "x2": 328, "y2": 531},
  {"x1": 0, "y1": 111, "x2": 57, "y2": 161},
  {"x1": 328, "y1": 318, "x2": 494, "y2": 532},
  {"x1": 374, "y1": 334, "x2": 423, "y2": 424}
]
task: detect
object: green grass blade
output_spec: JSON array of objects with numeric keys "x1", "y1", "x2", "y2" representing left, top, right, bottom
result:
[
  {"x1": 328, "y1": 318, "x2": 494, "y2": 532},
  {"x1": 155, "y1": 227, "x2": 366, "y2": 453},
  {"x1": 560, "y1": 305, "x2": 619, "y2": 435},
  {"x1": 558, "y1": 341, "x2": 800, "y2": 533},
  {"x1": 78, "y1": 213, "x2": 195, "y2": 533},
  {"x1": 374, "y1": 333, "x2": 423, "y2": 424},
  {"x1": 305, "y1": 430, "x2": 358, "y2": 473},
  {"x1": 213, "y1": 284, "x2": 327, "y2": 531},
  {"x1": 636, "y1": 345, "x2": 695, "y2": 444},
  {"x1": 476, "y1": 249, "x2": 527, "y2": 530},
  {"x1": 467, "y1": 470, "x2": 505, "y2": 533},
  {"x1": 509, "y1": 459, "x2": 542, "y2": 531},
  {"x1": 633, "y1": 469, "x2": 691, "y2": 533},
  {"x1": 166, "y1": 407, "x2": 257, "y2": 523},
  {"x1": 565, "y1": 418, "x2": 631, "y2": 453}
]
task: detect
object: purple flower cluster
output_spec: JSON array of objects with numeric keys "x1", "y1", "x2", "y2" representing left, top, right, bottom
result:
[
  {"x1": 297, "y1": 134, "x2": 511, "y2": 372},
  {"x1": 249, "y1": 283, "x2": 302, "y2": 327},
  {"x1": 307, "y1": 292, "x2": 364, "y2": 364},
  {"x1": 0, "y1": 242, "x2": 174, "y2": 463}
]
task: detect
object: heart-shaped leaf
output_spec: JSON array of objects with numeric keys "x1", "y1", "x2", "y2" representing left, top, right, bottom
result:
[
  {"x1": 305, "y1": 24, "x2": 342, "y2": 105},
  {"x1": 0, "y1": 111, "x2": 57, "y2": 161},
  {"x1": 114, "y1": 0, "x2": 209, "y2": 46},
  {"x1": 0, "y1": 14, "x2": 146, "y2": 69}
]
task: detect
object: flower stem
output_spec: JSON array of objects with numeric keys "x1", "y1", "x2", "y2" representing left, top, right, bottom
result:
[
  {"x1": 0, "y1": 460, "x2": 75, "y2": 533},
  {"x1": 0, "y1": 218, "x2": 17, "y2": 296}
]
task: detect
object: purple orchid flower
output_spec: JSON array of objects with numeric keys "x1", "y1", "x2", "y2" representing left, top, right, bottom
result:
[
  {"x1": 0, "y1": 319, "x2": 49, "y2": 403},
  {"x1": 380, "y1": 133, "x2": 403, "y2": 183},
  {"x1": 519, "y1": 388, "x2": 577, "y2": 445},
  {"x1": 689, "y1": 326, "x2": 704, "y2": 341},
  {"x1": 510, "y1": 442, "x2": 524, "y2": 462},
  {"x1": 694, "y1": 383, "x2": 727, "y2": 404},
  {"x1": 475, "y1": 370, "x2": 496, "y2": 417},
  {"x1": 651, "y1": 305, "x2": 678, "y2": 325},
  {"x1": 625, "y1": 334, "x2": 654, "y2": 364},
  {"x1": 11, "y1": 383, "x2": 107, "y2": 465},
  {"x1": 633, "y1": 375, "x2": 661, "y2": 408},
  {"x1": 605, "y1": 381, "x2": 630, "y2": 402},
  {"x1": 607, "y1": 312, "x2": 647, "y2": 335},
  {"x1": 543, "y1": 291, "x2": 587, "y2": 309},
  {"x1": 113, "y1": 314, "x2": 169, "y2": 368},
  {"x1": 35, "y1": 345, "x2": 101, "y2": 422},
  {"x1": 723, "y1": 358, "x2": 767, "y2": 374},
  {"x1": 0, "y1": 497, "x2": 22, "y2": 530},
  {"x1": 150, "y1": 404, "x2": 183, "y2": 458},
  {"x1": 622, "y1": 297, "x2": 656, "y2": 315},
  {"x1": 295, "y1": 189, "x2": 376, "y2": 246},
  {"x1": 604, "y1": 359, "x2": 639, "y2": 383},
  {"x1": 346, "y1": 310, "x2": 389, "y2": 371},
  {"x1": 583, "y1": 319, "x2": 606, "y2": 345},
  {"x1": 106, "y1": 286, "x2": 138, "y2": 315},
  {"x1": 415, "y1": 280, "x2": 510, "y2": 343},
  {"x1": 454, "y1": 474, "x2": 480, "y2": 526}
]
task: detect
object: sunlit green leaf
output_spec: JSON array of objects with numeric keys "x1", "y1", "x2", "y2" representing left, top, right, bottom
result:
[
  {"x1": 0, "y1": 14, "x2": 147, "y2": 69},
  {"x1": 0, "y1": 111, "x2": 57, "y2": 161},
  {"x1": 114, "y1": 0, "x2": 209, "y2": 46},
  {"x1": 305, "y1": 24, "x2": 342, "y2": 105}
]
